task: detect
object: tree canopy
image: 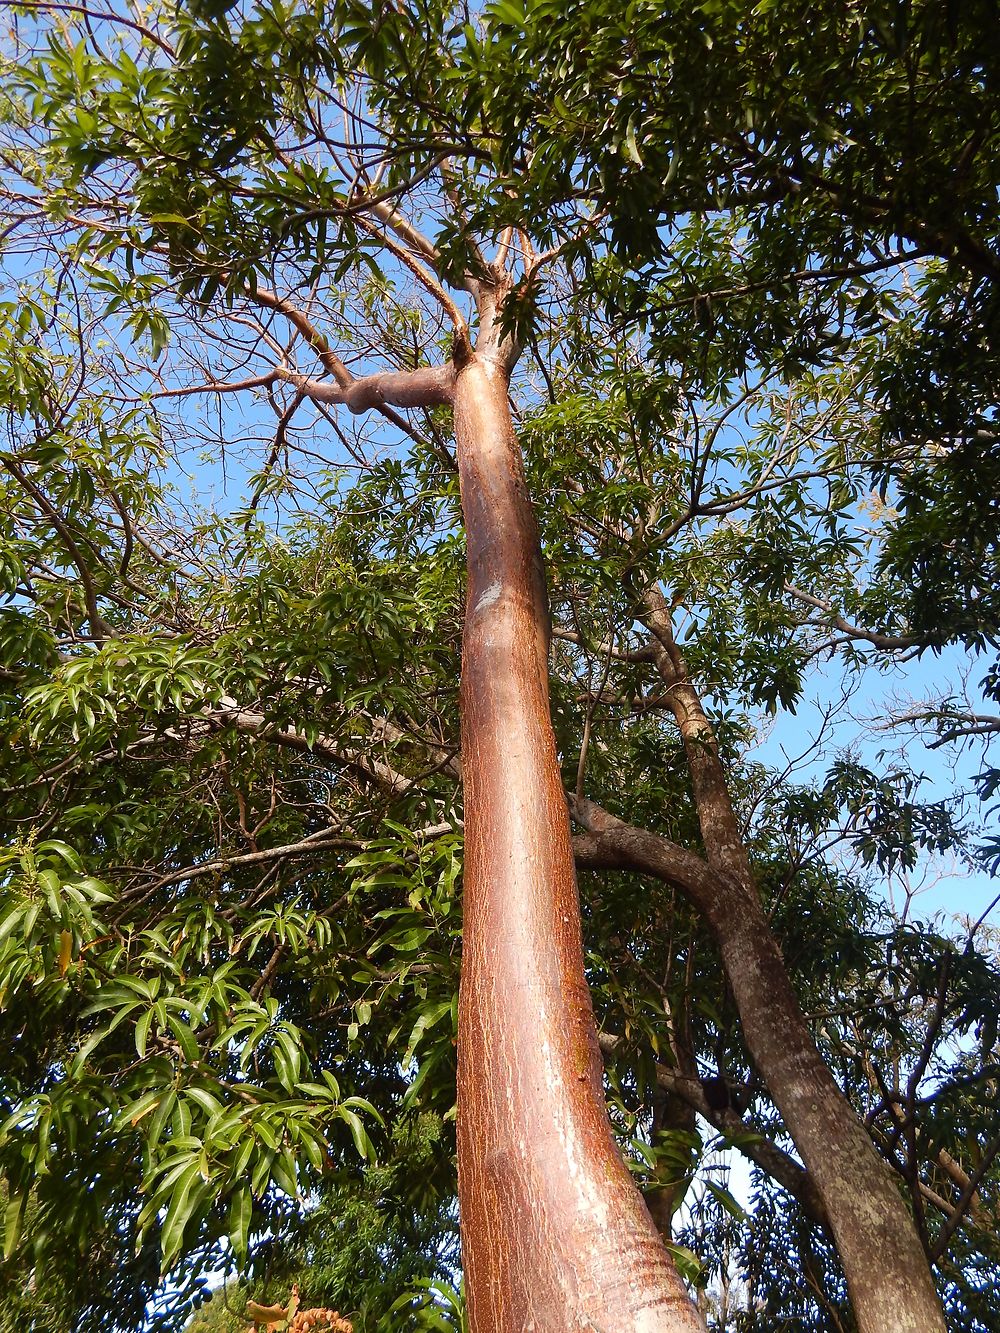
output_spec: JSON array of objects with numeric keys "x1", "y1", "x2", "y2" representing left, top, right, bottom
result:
[{"x1": 0, "y1": 1, "x2": 998, "y2": 1329}]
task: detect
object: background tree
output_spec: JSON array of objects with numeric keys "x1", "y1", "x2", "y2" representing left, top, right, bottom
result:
[{"x1": 0, "y1": 1, "x2": 997, "y2": 1330}]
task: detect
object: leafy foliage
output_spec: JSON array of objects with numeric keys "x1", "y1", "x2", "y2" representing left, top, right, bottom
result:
[{"x1": 0, "y1": 1, "x2": 997, "y2": 1329}]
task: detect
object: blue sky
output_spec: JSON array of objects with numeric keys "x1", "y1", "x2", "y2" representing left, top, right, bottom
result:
[{"x1": 752, "y1": 640, "x2": 998, "y2": 926}]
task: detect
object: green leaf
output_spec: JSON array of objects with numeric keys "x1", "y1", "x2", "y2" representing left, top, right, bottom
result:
[
  {"x1": 704, "y1": 1178, "x2": 749, "y2": 1222},
  {"x1": 186, "y1": 1087, "x2": 224, "y2": 1119},
  {"x1": 3, "y1": 1189, "x2": 26, "y2": 1261},
  {"x1": 227, "y1": 1184, "x2": 252, "y2": 1265},
  {"x1": 160, "y1": 1161, "x2": 205, "y2": 1267},
  {"x1": 624, "y1": 118, "x2": 644, "y2": 166},
  {"x1": 339, "y1": 1105, "x2": 375, "y2": 1163},
  {"x1": 146, "y1": 213, "x2": 196, "y2": 227},
  {"x1": 135, "y1": 1007, "x2": 153, "y2": 1058}
]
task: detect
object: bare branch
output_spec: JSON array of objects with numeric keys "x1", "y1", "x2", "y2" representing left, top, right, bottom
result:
[
  {"x1": 357, "y1": 187, "x2": 442, "y2": 267},
  {"x1": 152, "y1": 372, "x2": 281, "y2": 400},
  {"x1": 931, "y1": 1133, "x2": 1000, "y2": 1261},
  {"x1": 210, "y1": 701, "x2": 420, "y2": 796},
  {"x1": 3, "y1": 0, "x2": 176, "y2": 56},
  {"x1": 552, "y1": 625, "x2": 656, "y2": 663},
  {"x1": 927, "y1": 714, "x2": 1000, "y2": 747},
  {"x1": 252, "y1": 287, "x2": 353, "y2": 387},
  {"x1": 0, "y1": 451, "x2": 113, "y2": 640},
  {"x1": 137, "y1": 828, "x2": 362, "y2": 892},
  {"x1": 785, "y1": 583, "x2": 918, "y2": 651},
  {"x1": 274, "y1": 361, "x2": 455, "y2": 411},
  {"x1": 352, "y1": 210, "x2": 470, "y2": 334},
  {"x1": 127, "y1": 818, "x2": 457, "y2": 896}
]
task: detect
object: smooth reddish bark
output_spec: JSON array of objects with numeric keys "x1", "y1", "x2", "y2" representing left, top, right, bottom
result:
[
  {"x1": 281, "y1": 303, "x2": 945, "y2": 1331},
  {"x1": 452, "y1": 353, "x2": 705, "y2": 1331}
]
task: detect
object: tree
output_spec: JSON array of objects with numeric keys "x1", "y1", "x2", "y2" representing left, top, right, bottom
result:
[
  {"x1": 0, "y1": 2, "x2": 997, "y2": 1330},
  {"x1": 474, "y1": 0, "x2": 1000, "y2": 780}
]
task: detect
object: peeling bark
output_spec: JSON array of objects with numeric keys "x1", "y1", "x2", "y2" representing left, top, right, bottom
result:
[{"x1": 452, "y1": 355, "x2": 705, "y2": 1331}]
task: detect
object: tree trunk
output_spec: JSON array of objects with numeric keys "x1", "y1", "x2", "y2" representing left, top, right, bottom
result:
[
  {"x1": 452, "y1": 354, "x2": 705, "y2": 1332},
  {"x1": 710, "y1": 884, "x2": 945, "y2": 1333},
  {"x1": 639, "y1": 589, "x2": 946, "y2": 1333}
]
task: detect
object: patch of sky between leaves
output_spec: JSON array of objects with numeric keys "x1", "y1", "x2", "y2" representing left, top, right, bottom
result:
[{"x1": 751, "y1": 641, "x2": 997, "y2": 925}]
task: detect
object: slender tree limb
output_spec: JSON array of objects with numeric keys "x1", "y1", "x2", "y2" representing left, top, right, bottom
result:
[
  {"x1": 3, "y1": 0, "x2": 176, "y2": 56},
  {"x1": 935, "y1": 1147, "x2": 993, "y2": 1228},
  {"x1": 552, "y1": 624, "x2": 657, "y2": 663},
  {"x1": 930, "y1": 1134, "x2": 1000, "y2": 1261},
  {"x1": 784, "y1": 582, "x2": 918, "y2": 651},
  {"x1": 0, "y1": 451, "x2": 113, "y2": 639},
  {"x1": 639, "y1": 585, "x2": 753, "y2": 883},
  {"x1": 354, "y1": 184, "x2": 443, "y2": 267},
  {"x1": 278, "y1": 153, "x2": 450, "y2": 247},
  {"x1": 274, "y1": 362, "x2": 455, "y2": 411},
  {"x1": 352, "y1": 211, "x2": 470, "y2": 334},
  {"x1": 253, "y1": 287, "x2": 352, "y2": 386},
  {"x1": 126, "y1": 818, "x2": 457, "y2": 896},
  {"x1": 926, "y1": 715, "x2": 1000, "y2": 746},
  {"x1": 737, "y1": 135, "x2": 1000, "y2": 286},
  {"x1": 135, "y1": 828, "x2": 363, "y2": 892},
  {"x1": 249, "y1": 287, "x2": 453, "y2": 440},
  {"x1": 152, "y1": 372, "x2": 281, "y2": 400},
  {"x1": 209, "y1": 701, "x2": 419, "y2": 796},
  {"x1": 596, "y1": 1032, "x2": 831, "y2": 1230}
]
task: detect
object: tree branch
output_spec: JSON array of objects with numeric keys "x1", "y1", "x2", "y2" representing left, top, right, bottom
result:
[
  {"x1": 274, "y1": 362, "x2": 455, "y2": 412},
  {"x1": 571, "y1": 800, "x2": 728, "y2": 919},
  {"x1": 252, "y1": 287, "x2": 352, "y2": 387},
  {"x1": 7, "y1": 0, "x2": 176, "y2": 56},
  {"x1": 152, "y1": 372, "x2": 281, "y2": 400},
  {"x1": 552, "y1": 625, "x2": 656, "y2": 663},
  {"x1": 930, "y1": 1133, "x2": 1000, "y2": 1261},
  {"x1": 352, "y1": 210, "x2": 470, "y2": 333},
  {"x1": 597, "y1": 1033, "x2": 830, "y2": 1230},
  {"x1": 210, "y1": 700, "x2": 420, "y2": 796},
  {"x1": 135, "y1": 827, "x2": 362, "y2": 892},
  {"x1": 251, "y1": 288, "x2": 451, "y2": 437},
  {"x1": 784, "y1": 583, "x2": 918, "y2": 652}
]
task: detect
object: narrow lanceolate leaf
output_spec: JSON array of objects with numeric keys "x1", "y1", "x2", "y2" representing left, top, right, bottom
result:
[
  {"x1": 2, "y1": 1190, "x2": 26, "y2": 1261},
  {"x1": 403, "y1": 999, "x2": 453, "y2": 1067},
  {"x1": 159, "y1": 1162, "x2": 206, "y2": 1268},
  {"x1": 227, "y1": 1184, "x2": 253, "y2": 1266},
  {"x1": 338, "y1": 1106, "x2": 376, "y2": 1164},
  {"x1": 58, "y1": 929, "x2": 72, "y2": 975}
]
